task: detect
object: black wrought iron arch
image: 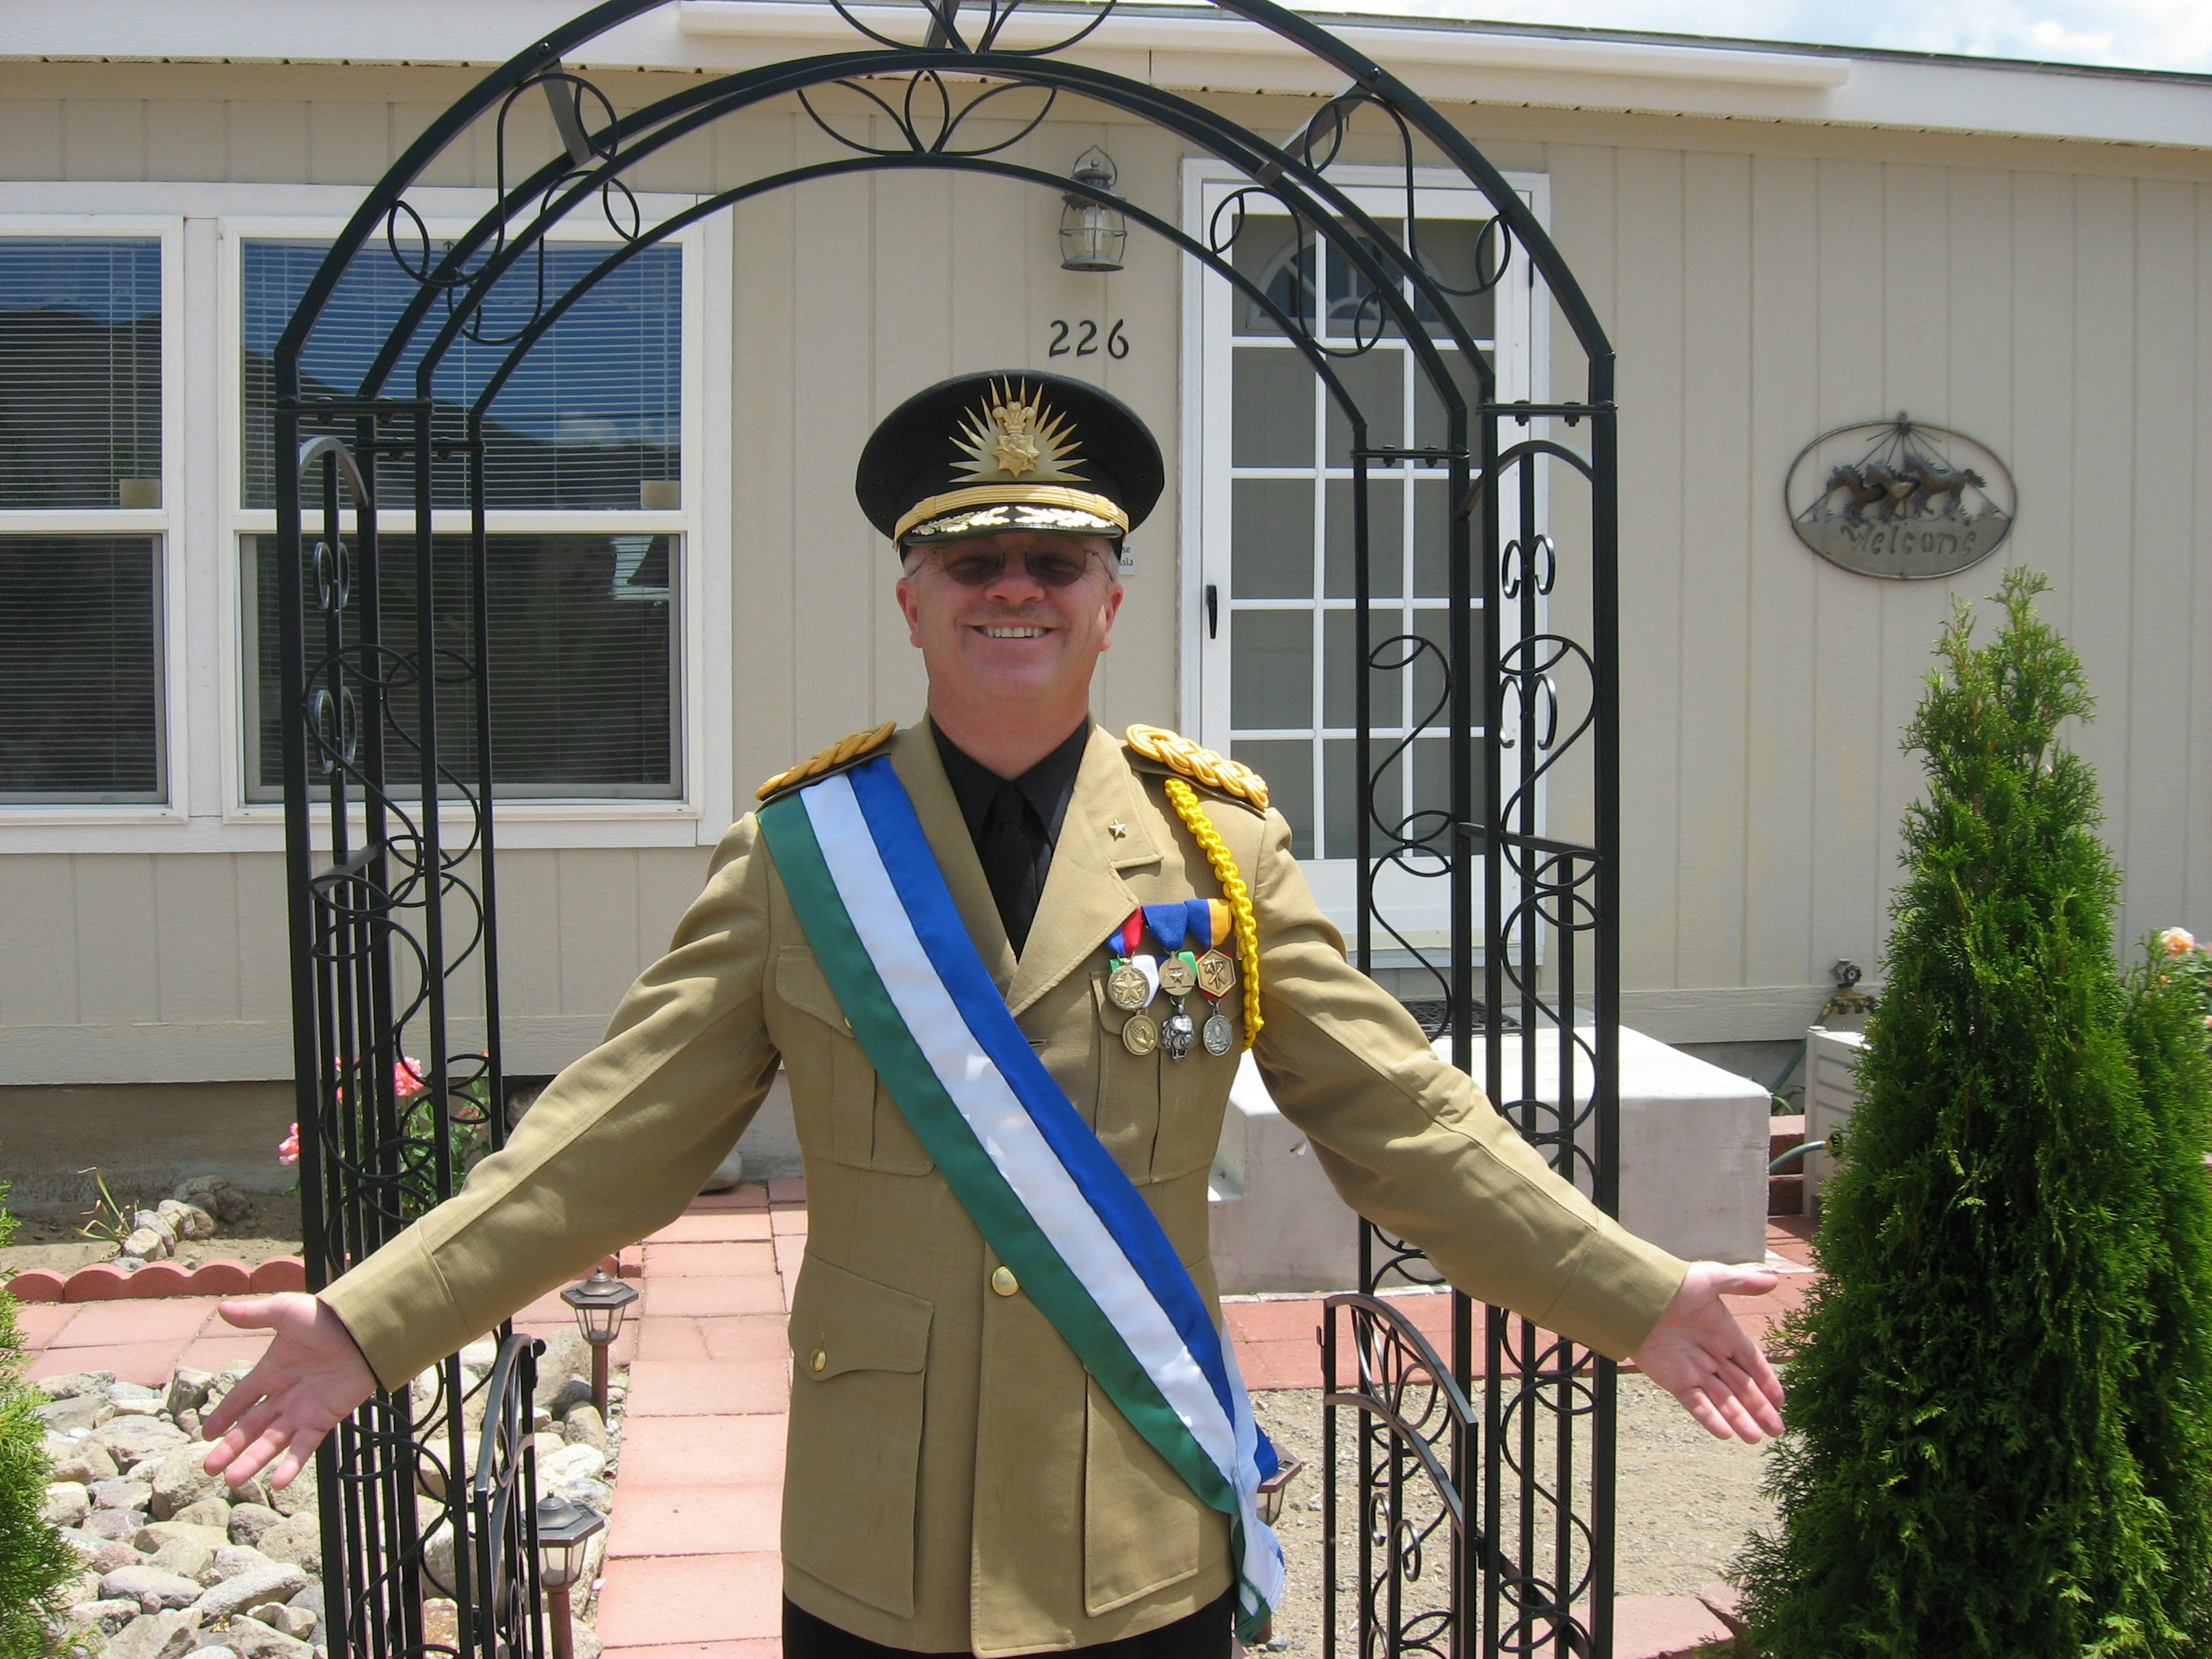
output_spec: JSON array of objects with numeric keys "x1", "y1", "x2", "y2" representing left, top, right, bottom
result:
[{"x1": 272, "y1": 6, "x2": 1625, "y2": 1658}]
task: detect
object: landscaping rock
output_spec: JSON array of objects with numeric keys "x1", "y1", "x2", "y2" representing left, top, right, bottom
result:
[
  {"x1": 82, "y1": 1508, "x2": 149, "y2": 1541},
  {"x1": 552, "y1": 1476, "x2": 612, "y2": 1511},
  {"x1": 265, "y1": 1465, "x2": 316, "y2": 1518},
  {"x1": 223, "y1": 1620, "x2": 312, "y2": 1659},
  {"x1": 149, "y1": 1533, "x2": 217, "y2": 1580},
  {"x1": 538, "y1": 1443, "x2": 605, "y2": 1487},
  {"x1": 68, "y1": 1599, "x2": 139, "y2": 1637},
  {"x1": 165, "y1": 1370, "x2": 217, "y2": 1418},
  {"x1": 196, "y1": 1561, "x2": 310, "y2": 1621},
  {"x1": 533, "y1": 1328, "x2": 590, "y2": 1407},
  {"x1": 99, "y1": 1563, "x2": 207, "y2": 1611},
  {"x1": 205, "y1": 1544, "x2": 275, "y2": 1585},
  {"x1": 571, "y1": 1620, "x2": 604, "y2": 1659},
  {"x1": 125, "y1": 1226, "x2": 172, "y2": 1260},
  {"x1": 40, "y1": 1393, "x2": 118, "y2": 1433},
  {"x1": 248, "y1": 1604, "x2": 316, "y2": 1641},
  {"x1": 459, "y1": 1340, "x2": 499, "y2": 1370},
  {"x1": 176, "y1": 1408, "x2": 204, "y2": 1440},
  {"x1": 112, "y1": 1255, "x2": 149, "y2": 1272},
  {"x1": 54, "y1": 1525, "x2": 107, "y2": 1563},
  {"x1": 111, "y1": 1380, "x2": 164, "y2": 1405},
  {"x1": 420, "y1": 1514, "x2": 456, "y2": 1594},
  {"x1": 92, "y1": 1479, "x2": 154, "y2": 1512},
  {"x1": 420, "y1": 1600, "x2": 459, "y2": 1650},
  {"x1": 135, "y1": 1209, "x2": 179, "y2": 1247},
  {"x1": 287, "y1": 1584, "x2": 324, "y2": 1616},
  {"x1": 84, "y1": 1537, "x2": 146, "y2": 1574},
  {"x1": 100, "y1": 1608, "x2": 202, "y2": 1659},
  {"x1": 97, "y1": 1416, "x2": 191, "y2": 1465},
  {"x1": 545, "y1": 1375, "x2": 593, "y2": 1421},
  {"x1": 561, "y1": 1403, "x2": 608, "y2": 1454},
  {"x1": 151, "y1": 1445, "x2": 226, "y2": 1520},
  {"x1": 47, "y1": 1434, "x2": 122, "y2": 1483},
  {"x1": 59, "y1": 1566, "x2": 102, "y2": 1608},
  {"x1": 172, "y1": 1497, "x2": 233, "y2": 1531},
  {"x1": 253, "y1": 1513, "x2": 321, "y2": 1575},
  {"x1": 228, "y1": 1503, "x2": 286, "y2": 1546},
  {"x1": 40, "y1": 1370, "x2": 118, "y2": 1400},
  {"x1": 46, "y1": 1481, "x2": 92, "y2": 1527},
  {"x1": 135, "y1": 1522, "x2": 229, "y2": 1554}
]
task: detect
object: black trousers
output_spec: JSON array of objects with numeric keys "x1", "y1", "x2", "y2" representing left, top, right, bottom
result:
[{"x1": 782, "y1": 1588, "x2": 1237, "y2": 1659}]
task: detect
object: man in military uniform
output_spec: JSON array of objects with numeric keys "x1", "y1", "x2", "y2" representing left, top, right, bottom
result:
[{"x1": 204, "y1": 372, "x2": 1782, "y2": 1659}]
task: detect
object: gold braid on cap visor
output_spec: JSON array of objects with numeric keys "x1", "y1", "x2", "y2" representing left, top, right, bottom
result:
[{"x1": 893, "y1": 484, "x2": 1129, "y2": 544}]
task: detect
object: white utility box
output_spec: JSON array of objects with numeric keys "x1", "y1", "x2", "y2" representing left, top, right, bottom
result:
[
  {"x1": 1209, "y1": 1026, "x2": 1774, "y2": 1294},
  {"x1": 1802, "y1": 1025, "x2": 1866, "y2": 1216}
]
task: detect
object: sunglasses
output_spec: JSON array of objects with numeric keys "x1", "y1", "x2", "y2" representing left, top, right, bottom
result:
[{"x1": 916, "y1": 544, "x2": 1111, "y2": 589}]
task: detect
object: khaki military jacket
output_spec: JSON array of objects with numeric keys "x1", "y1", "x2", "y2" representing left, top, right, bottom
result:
[{"x1": 320, "y1": 720, "x2": 1685, "y2": 1656}]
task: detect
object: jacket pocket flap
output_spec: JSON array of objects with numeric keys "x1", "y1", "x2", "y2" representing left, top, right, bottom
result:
[
  {"x1": 777, "y1": 945, "x2": 851, "y2": 1032},
  {"x1": 788, "y1": 1257, "x2": 932, "y2": 1380}
]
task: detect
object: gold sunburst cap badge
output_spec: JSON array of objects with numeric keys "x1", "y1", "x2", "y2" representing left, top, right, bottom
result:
[{"x1": 955, "y1": 380, "x2": 1086, "y2": 484}]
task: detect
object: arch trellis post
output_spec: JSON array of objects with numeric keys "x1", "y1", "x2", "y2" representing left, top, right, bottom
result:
[{"x1": 274, "y1": 4, "x2": 1623, "y2": 1654}]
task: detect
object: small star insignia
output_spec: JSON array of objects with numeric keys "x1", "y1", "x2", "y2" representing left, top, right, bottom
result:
[{"x1": 1108, "y1": 820, "x2": 1128, "y2": 839}]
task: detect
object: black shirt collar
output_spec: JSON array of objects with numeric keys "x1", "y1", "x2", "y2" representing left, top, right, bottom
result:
[{"x1": 932, "y1": 716, "x2": 1092, "y2": 847}]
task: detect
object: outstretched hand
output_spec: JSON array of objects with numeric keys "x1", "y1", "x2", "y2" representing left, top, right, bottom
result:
[
  {"x1": 200, "y1": 1292, "x2": 378, "y2": 1491},
  {"x1": 1629, "y1": 1261, "x2": 1786, "y2": 1443}
]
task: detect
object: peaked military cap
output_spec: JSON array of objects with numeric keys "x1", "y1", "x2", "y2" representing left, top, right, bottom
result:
[{"x1": 857, "y1": 370, "x2": 1165, "y2": 548}]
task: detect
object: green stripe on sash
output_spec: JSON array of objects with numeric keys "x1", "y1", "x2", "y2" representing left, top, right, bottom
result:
[{"x1": 759, "y1": 792, "x2": 1238, "y2": 1516}]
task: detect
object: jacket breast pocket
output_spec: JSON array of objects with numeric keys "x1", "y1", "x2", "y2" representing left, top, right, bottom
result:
[
  {"x1": 783, "y1": 1257, "x2": 935, "y2": 1617},
  {"x1": 1092, "y1": 973, "x2": 1238, "y2": 1183},
  {"x1": 774, "y1": 945, "x2": 933, "y2": 1174}
]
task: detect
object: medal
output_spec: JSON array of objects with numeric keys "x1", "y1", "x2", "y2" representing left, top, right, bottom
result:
[
  {"x1": 1203, "y1": 1011, "x2": 1235, "y2": 1055},
  {"x1": 1158, "y1": 951, "x2": 1198, "y2": 999},
  {"x1": 1122, "y1": 1012, "x2": 1160, "y2": 1056},
  {"x1": 1108, "y1": 961, "x2": 1152, "y2": 1011},
  {"x1": 1196, "y1": 948, "x2": 1237, "y2": 999},
  {"x1": 1160, "y1": 1006, "x2": 1195, "y2": 1061}
]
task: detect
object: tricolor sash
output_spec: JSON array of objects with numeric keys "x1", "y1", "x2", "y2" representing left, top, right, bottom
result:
[{"x1": 758, "y1": 756, "x2": 1285, "y2": 1639}]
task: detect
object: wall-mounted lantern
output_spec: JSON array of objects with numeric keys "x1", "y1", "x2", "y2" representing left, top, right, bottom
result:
[{"x1": 1059, "y1": 146, "x2": 1127, "y2": 273}]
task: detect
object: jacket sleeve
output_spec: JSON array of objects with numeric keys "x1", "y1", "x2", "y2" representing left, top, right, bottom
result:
[
  {"x1": 1244, "y1": 806, "x2": 1686, "y2": 1361},
  {"x1": 319, "y1": 814, "x2": 783, "y2": 1391}
]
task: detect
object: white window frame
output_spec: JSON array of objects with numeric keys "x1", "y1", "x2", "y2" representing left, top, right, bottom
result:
[
  {"x1": 1181, "y1": 160, "x2": 1548, "y2": 953},
  {"x1": 0, "y1": 182, "x2": 732, "y2": 854},
  {"x1": 0, "y1": 214, "x2": 186, "y2": 826}
]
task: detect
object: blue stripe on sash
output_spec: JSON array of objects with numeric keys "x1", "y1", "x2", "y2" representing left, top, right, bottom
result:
[{"x1": 846, "y1": 758, "x2": 1251, "y2": 1435}]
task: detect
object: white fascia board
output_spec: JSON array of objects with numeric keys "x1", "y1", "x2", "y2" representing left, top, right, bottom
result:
[{"x1": 5, "y1": 1, "x2": 2209, "y2": 154}]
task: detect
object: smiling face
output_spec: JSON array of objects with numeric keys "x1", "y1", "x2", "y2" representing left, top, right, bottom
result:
[{"x1": 895, "y1": 529, "x2": 1123, "y2": 713}]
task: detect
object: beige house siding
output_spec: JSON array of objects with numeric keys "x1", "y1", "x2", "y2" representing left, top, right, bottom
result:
[{"x1": 0, "y1": 59, "x2": 2207, "y2": 1084}]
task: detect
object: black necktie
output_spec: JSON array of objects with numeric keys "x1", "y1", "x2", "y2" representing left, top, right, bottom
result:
[{"x1": 980, "y1": 783, "x2": 1041, "y2": 955}]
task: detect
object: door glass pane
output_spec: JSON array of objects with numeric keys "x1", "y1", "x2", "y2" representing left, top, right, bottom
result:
[
  {"x1": 1229, "y1": 609, "x2": 1311, "y2": 730},
  {"x1": 0, "y1": 240, "x2": 161, "y2": 510},
  {"x1": 1411, "y1": 348, "x2": 1488, "y2": 450},
  {"x1": 247, "y1": 532, "x2": 677, "y2": 798},
  {"x1": 1408, "y1": 218, "x2": 1499, "y2": 341},
  {"x1": 1231, "y1": 479, "x2": 1313, "y2": 599},
  {"x1": 1323, "y1": 606, "x2": 1404, "y2": 730},
  {"x1": 1231, "y1": 348, "x2": 1313, "y2": 467},
  {"x1": 241, "y1": 241, "x2": 683, "y2": 511},
  {"x1": 1324, "y1": 478, "x2": 1403, "y2": 600},
  {"x1": 1412, "y1": 606, "x2": 1453, "y2": 728},
  {"x1": 0, "y1": 536, "x2": 161, "y2": 802},
  {"x1": 1230, "y1": 215, "x2": 1312, "y2": 338},
  {"x1": 1232, "y1": 739, "x2": 1311, "y2": 859},
  {"x1": 1324, "y1": 348, "x2": 1403, "y2": 466},
  {"x1": 1412, "y1": 481, "x2": 1453, "y2": 598},
  {"x1": 1324, "y1": 737, "x2": 1404, "y2": 862}
]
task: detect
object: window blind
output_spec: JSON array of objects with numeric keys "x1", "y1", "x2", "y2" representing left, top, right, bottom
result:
[
  {"x1": 0, "y1": 536, "x2": 161, "y2": 801},
  {"x1": 0, "y1": 239, "x2": 161, "y2": 510},
  {"x1": 245, "y1": 534, "x2": 675, "y2": 798},
  {"x1": 241, "y1": 241, "x2": 681, "y2": 511}
]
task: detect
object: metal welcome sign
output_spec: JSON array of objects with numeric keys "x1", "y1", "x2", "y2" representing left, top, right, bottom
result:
[{"x1": 1785, "y1": 414, "x2": 2016, "y2": 578}]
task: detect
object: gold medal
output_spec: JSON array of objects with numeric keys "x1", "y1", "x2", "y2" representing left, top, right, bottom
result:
[
  {"x1": 1121, "y1": 1012, "x2": 1160, "y2": 1056},
  {"x1": 1107, "y1": 962, "x2": 1151, "y2": 1011},
  {"x1": 1158, "y1": 953, "x2": 1198, "y2": 998},
  {"x1": 1196, "y1": 949, "x2": 1237, "y2": 999}
]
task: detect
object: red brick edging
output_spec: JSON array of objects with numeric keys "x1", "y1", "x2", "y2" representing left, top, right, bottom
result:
[{"x1": 6, "y1": 1243, "x2": 641, "y2": 1306}]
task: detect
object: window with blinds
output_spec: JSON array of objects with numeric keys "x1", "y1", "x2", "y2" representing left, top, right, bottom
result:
[
  {"x1": 240, "y1": 241, "x2": 681, "y2": 510},
  {"x1": 0, "y1": 238, "x2": 166, "y2": 804}
]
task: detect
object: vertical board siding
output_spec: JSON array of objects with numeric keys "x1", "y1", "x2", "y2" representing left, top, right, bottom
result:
[{"x1": 1, "y1": 78, "x2": 2209, "y2": 1069}]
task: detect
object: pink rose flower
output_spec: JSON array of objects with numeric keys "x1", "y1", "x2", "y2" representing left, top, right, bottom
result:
[
  {"x1": 395, "y1": 1058, "x2": 428, "y2": 1100},
  {"x1": 2160, "y1": 926, "x2": 2198, "y2": 956},
  {"x1": 278, "y1": 1123, "x2": 300, "y2": 1166}
]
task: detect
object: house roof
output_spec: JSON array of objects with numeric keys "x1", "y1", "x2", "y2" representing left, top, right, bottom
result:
[{"x1": 1, "y1": 0, "x2": 2206, "y2": 152}]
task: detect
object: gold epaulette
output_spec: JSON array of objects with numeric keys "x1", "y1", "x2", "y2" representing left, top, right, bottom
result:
[
  {"x1": 756, "y1": 721, "x2": 898, "y2": 802},
  {"x1": 1123, "y1": 724, "x2": 1269, "y2": 812}
]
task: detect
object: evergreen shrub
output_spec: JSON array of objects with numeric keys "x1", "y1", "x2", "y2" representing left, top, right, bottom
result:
[
  {"x1": 0, "y1": 1181, "x2": 79, "y2": 1656},
  {"x1": 1734, "y1": 569, "x2": 2212, "y2": 1657}
]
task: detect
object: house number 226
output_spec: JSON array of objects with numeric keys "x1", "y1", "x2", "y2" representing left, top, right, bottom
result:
[{"x1": 1048, "y1": 319, "x2": 1130, "y2": 359}]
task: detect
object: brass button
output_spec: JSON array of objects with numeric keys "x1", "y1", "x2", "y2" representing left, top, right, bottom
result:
[
  {"x1": 990, "y1": 1265, "x2": 1020, "y2": 1297},
  {"x1": 810, "y1": 1349, "x2": 827, "y2": 1372}
]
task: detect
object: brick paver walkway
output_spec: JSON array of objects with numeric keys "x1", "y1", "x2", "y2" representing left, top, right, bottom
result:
[{"x1": 21, "y1": 1195, "x2": 1814, "y2": 1659}]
